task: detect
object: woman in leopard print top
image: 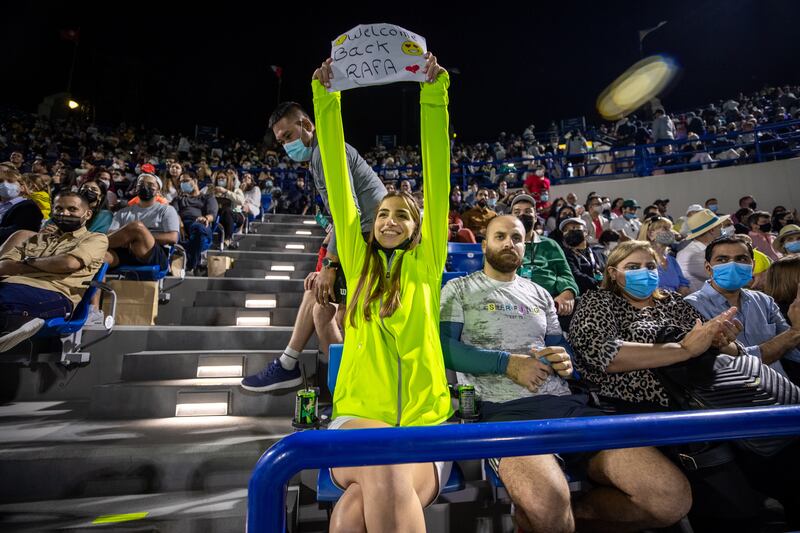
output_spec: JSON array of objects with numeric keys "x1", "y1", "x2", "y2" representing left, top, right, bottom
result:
[{"x1": 569, "y1": 241, "x2": 742, "y2": 407}]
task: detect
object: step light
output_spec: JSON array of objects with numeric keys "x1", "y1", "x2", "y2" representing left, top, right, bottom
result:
[
  {"x1": 285, "y1": 244, "x2": 305, "y2": 250},
  {"x1": 271, "y1": 264, "x2": 295, "y2": 272},
  {"x1": 295, "y1": 230, "x2": 312, "y2": 235},
  {"x1": 245, "y1": 293, "x2": 277, "y2": 308},
  {"x1": 197, "y1": 355, "x2": 244, "y2": 378},
  {"x1": 302, "y1": 220, "x2": 316, "y2": 225},
  {"x1": 264, "y1": 274, "x2": 290, "y2": 280},
  {"x1": 235, "y1": 313, "x2": 271, "y2": 327},
  {"x1": 175, "y1": 391, "x2": 229, "y2": 417}
]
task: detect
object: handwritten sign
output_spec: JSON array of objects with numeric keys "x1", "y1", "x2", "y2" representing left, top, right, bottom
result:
[{"x1": 328, "y1": 23, "x2": 427, "y2": 92}]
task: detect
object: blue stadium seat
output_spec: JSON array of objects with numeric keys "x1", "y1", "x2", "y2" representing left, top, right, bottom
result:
[
  {"x1": 447, "y1": 242, "x2": 482, "y2": 254},
  {"x1": 35, "y1": 263, "x2": 110, "y2": 337},
  {"x1": 317, "y1": 343, "x2": 465, "y2": 502},
  {"x1": 446, "y1": 251, "x2": 484, "y2": 273},
  {"x1": 110, "y1": 245, "x2": 185, "y2": 304}
]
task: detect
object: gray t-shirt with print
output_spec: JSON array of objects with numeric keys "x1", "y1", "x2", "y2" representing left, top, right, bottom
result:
[
  {"x1": 109, "y1": 203, "x2": 180, "y2": 234},
  {"x1": 440, "y1": 271, "x2": 571, "y2": 403}
]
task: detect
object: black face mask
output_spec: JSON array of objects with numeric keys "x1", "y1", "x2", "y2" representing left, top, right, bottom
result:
[
  {"x1": 477, "y1": 199, "x2": 487, "y2": 208},
  {"x1": 564, "y1": 230, "x2": 586, "y2": 247},
  {"x1": 518, "y1": 214, "x2": 535, "y2": 234},
  {"x1": 749, "y1": 201, "x2": 757, "y2": 210},
  {"x1": 79, "y1": 188, "x2": 99, "y2": 205},
  {"x1": 138, "y1": 186, "x2": 155, "y2": 201},
  {"x1": 52, "y1": 214, "x2": 85, "y2": 233},
  {"x1": 759, "y1": 222, "x2": 772, "y2": 233}
]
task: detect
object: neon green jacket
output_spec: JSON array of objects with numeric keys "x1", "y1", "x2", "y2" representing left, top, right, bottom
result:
[{"x1": 312, "y1": 73, "x2": 453, "y2": 427}]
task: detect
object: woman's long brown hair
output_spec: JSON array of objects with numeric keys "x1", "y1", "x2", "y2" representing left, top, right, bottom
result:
[{"x1": 346, "y1": 191, "x2": 422, "y2": 328}]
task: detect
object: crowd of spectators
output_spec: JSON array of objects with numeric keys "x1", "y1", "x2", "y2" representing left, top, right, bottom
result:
[{"x1": 2, "y1": 76, "x2": 800, "y2": 531}]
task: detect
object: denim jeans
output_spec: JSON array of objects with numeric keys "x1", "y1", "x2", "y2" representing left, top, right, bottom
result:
[
  {"x1": 0, "y1": 283, "x2": 73, "y2": 333},
  {"x1": 185, "y1": 221, "x2": 213, "y2": 270}
]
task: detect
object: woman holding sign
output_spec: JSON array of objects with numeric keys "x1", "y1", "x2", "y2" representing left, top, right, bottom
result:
[{"x1": 313, "y1": 53, "x2": 450, "y2": 532}]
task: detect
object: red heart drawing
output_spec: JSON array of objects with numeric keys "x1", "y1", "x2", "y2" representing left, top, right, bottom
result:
[{"x1": 405, "y1": 65, "x2": 420, "y2": 74}]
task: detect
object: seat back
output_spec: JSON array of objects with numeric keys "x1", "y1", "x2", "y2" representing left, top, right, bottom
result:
[
  {"x1": 111, "y1": 246, "x2": 173, "y2": 281},
  {"x1": 441, "y1": 271, "x2": 467, "y2": 286},
  {"x1": 446, "y1": 251, "x2": 484, "y2": 273},
  {"x1": 37, "y1": 263, "x2": 109, "y2": 337},
  {"x1": 328, "y1": 344, "x2": 343, "y2": 395},
  {"x1": 447, "y1": 242, "x2": 482, "y2": 254}
]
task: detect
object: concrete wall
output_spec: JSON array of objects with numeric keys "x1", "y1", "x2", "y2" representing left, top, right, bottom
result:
[{"x1": 551, "y1": 157, "x2": 800, "y2": 216}]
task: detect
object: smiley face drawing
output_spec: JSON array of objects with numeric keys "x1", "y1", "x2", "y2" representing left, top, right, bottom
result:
[
  {"x1": 401, "y1": 41, "x2": 423, "y2": 56},
  {"x1": 334, "y1": 34, "x2": 347, "y2": 46}
]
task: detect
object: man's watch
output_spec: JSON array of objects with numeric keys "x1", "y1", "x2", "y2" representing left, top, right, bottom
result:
[
  {"x1": 322, "y1": 257, "x2": 340, "y2": 270},
  {"x1": 22, "y1": 256, "x2": 37, "y2": 266}
]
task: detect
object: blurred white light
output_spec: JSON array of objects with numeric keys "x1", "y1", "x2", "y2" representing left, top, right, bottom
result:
[
  {"x1": 245, "y1": 296, "x2": 277, "y2": 308},
  {"x1": 295, "y1": 230, "x2": 312, "y2": 235},
  {"x1": 271, "y1": 264, "x2": 295, "y2": 272},
  {"x1": 285, "y1": 244, "x2": 304, "y2": 250},
  {"x1": 302, "y1": 220, "x2": 316, "y2": 225},
  {"x1": 264, "y1": 275, "x2": 290, "y2": 280},
  {"x1": 67, "y1": 100, "x2": 79, "y2": 110}
]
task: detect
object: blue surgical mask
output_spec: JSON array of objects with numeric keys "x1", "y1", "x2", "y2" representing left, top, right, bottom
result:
[
  {"x1": 708, "y1": 204, "x2": 719, "y2": 213},
  {"x1": 712, "y1": 262, "x2": 753, "y2": 291},
  {"x1": 721, "y1": 226, "x2": 735, "y2": 238},
  {"x1": 0, "y1": 182, "x2": 20, "y2": 200},
  {"x1": 216, "y1": 179, "x2": 227, "y2": 187},
  {"x1": 283, "y1": 138, "x2": 313, "y2": 162},
  {"x1": 180, "y1": 182, "x2": 194, "y2": 193},
  {"x1": 264, "y1": 180, "x2": 274, "y2": 188},
  {"x1": 786, "y1": 241, "x2": 800, "y2": 254},
  {"x1": 623, "y1": 213, "x2": 638, "y2": 220},
  {"x1": 487, "y1": 198, "x2": 497, "y2": 207},
  {"x1": 540, "y1": 193, "x2": 550, "y2": 202},
  {"x1": 622, "y1": 268, "x2": 659, "y2": 299}
]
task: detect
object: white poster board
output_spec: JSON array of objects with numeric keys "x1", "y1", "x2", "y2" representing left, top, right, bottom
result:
[{"x1": 328, "y1": 23, "x2": 428, "y2": 92}]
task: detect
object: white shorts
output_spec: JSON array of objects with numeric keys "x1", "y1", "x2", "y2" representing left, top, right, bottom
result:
[{"x1": 327, "y1": 416, "x2": 452, "y2": 505}]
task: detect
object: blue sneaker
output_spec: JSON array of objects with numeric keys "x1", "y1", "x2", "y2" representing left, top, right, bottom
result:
[{"x1": 241, "y1": 359, "x2": 303, "y2": 392}]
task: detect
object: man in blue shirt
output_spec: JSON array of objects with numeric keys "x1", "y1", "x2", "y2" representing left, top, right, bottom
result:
[{"x1": 685, "y1": 234, "x2": 800, "y2": 380}]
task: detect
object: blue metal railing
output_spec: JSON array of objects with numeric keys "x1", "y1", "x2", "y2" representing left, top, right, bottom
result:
[{"x1": 247, "y1": 405, "x2": 800, "y2": 532}]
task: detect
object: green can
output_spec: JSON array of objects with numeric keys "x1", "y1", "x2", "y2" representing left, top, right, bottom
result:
[
  {"x1": 457, "y1": 384, "x2": 479, "y2": 421},
  {"x1": 293, "y1": 388, "x2": 318, "y2": 428}
]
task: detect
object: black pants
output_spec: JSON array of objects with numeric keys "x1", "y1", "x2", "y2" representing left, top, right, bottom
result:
[{"x1": 218, "y1": 208, "x2": 244, "y2": 241}]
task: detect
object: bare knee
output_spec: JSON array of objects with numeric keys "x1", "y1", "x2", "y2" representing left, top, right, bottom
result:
[
  {"x1": 313, "y1": 302, "x2": 336, "y2": 327},
  {"x1": 330, "y1": 484, "x2": 366, "y2": 533},
  {"x1": 500, "y1": 459, "x2": 573, "y2": 533}
]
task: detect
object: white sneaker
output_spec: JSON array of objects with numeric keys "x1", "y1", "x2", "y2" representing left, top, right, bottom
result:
[
  {"x1": 0, "y1": 318, "x2": 45, "y2": 353},
  {"x1": 86, "y1": 308, "x2": 105, "y2": 326}
]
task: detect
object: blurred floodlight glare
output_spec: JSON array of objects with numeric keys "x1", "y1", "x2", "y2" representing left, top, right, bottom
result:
[
  {"x1": 597, "y1": 55, "x2": 680, "y2": 120},
  {"x1": 67, "y1": 100, "x2": 80, "y2": 109}
]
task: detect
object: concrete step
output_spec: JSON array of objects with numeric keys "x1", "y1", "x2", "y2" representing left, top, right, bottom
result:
[
  {"x1": 235, "y1": 235, "x2": 323, "y2": 253},
  {"x1": 250, "y1": 221, "x2": 326, "y2": 235},
  {"x1": 180, "y1": 306, "x2": 300, "y2": 327},
  {"x1": 0, "y1": 401, "x2": 292, "y2": 503},
  {"x1": 12, "y1": 326, "x2": 316, "y2": 403},
  {"x1": 207, "y1": 249, "x2": 318, "y2": 262},
  {"x1": 120, "y1": 349, "x2": 317, "y2": 382},
  {"x1": 0, "y1": 488, "x2": 250, "y2": 532},
  {"x1": 193, "y1": 290, "x2": 304, "y2": 308},
  {"x1": 224, "y1": 268, "x2": 310, "y2": 280},
  {"x1": 89, "y1": 377, "x2": 305, "y2": 418},
  {"x1": 259, "y1": 214, "x2": 315, "y2": 224},
  {"x1": 223, "y1": 257, "x2": 318, "y2": 272}
]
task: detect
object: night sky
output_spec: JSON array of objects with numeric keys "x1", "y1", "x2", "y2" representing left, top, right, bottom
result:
[{"x1": 3, "y1": 1, "x2": 799, "y2": 150}]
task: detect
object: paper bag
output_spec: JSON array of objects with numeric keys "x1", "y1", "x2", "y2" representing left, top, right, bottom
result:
[
  {"x1": 101, "y1": 280, "x2": 159, "y2": 326},
  {"x1": 208, "y1": 256, "x2": 233, "y2": 278}
]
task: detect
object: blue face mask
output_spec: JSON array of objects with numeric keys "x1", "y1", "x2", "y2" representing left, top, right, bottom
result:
[
  {"x1": 623, "y1": 213, "x2": 638, "y2": 220},
  {"x1": 180, "y1": 182, "x2": 194, "y2": 193},
  {"x1": 712, "y1": 262, "x2": 753, "y2": 291},
  {"x1": 622, "y1": 268, "x2": 659, "y2": 299},
  {"x1": 708, "y1": 204, "x2": 719, "y2": 213},
  {"x1": 0, "y1": 182, "x2": 20, "y2": 200},
  {"x1": 785, "y1": 240, "x2": 800, "y2": 254},
  {"x1": 283, "y1": 137, "x2": 313, "y2": 162},
  {"x1": 540, "y1": 193, "x2": 549, "y2": 202}
]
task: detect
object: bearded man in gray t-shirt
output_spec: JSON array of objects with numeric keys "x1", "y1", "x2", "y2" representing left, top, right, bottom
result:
[{"x1": 440, "y1": 215, "x2": 692, "y2": 533}]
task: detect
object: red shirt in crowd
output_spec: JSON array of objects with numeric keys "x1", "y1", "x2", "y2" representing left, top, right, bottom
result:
[{"x1": 524, "y1": 172, "x2": 551, "y2": 209}]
